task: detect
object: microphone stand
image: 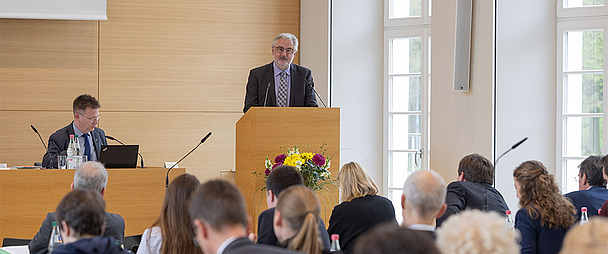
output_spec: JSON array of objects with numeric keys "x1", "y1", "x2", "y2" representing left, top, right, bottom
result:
[
  {"x1": 493, "y1": 137, "x2": 528, "y2": 187},
  {"x1": 106, "y1": 135, "x2": 145, "y2": 168},
  {"x1": 165, "y1": 132, "x2": 212, "y2": 189}
]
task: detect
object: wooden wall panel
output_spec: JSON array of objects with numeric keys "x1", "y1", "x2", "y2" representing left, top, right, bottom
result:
[
  {"x1": 99, "y1": 0, "x2": 300, "y2": 112},
  {"x1": 0, "y1": 19, "x2": 98, "y2": 110},
  {"x1": 100, "y1": 112, "x2": 242, "y2": 181}
]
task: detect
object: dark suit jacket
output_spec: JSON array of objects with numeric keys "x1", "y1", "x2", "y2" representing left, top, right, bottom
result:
[
  {"x1": 41, "y1": 122, "x2": 107, "y2": 168},
  {"x1": 564, "y1": 186, "x2": 608, "y2": 219},
  {"x1": 223, "y1": 237, "x2": 301, "y2": 254},
  {"x1": 29, "y1": 211, "x2": 125, "y2": 254},
  {"x1": 436, "y1": 181, "x2": 510, "y2": 227},
  {"x1": 327, "y1": 195, "x2": 397, "y2": 254},
  {"x1": 515, "y1": 207, "x2": 570, "y2": 254},
  {"x1": 257, "y1": 207, "x2": 331, "y2": 250},
  {"x1": 243, "y1": 62, "x2": 318, "y2": 113}
]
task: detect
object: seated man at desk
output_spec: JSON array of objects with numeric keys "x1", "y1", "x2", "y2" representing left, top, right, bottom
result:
[
  {"x1": 42, "y1": 94, "x2": 107, "y2": 169},
  {"x1": 29, "y1": 161, "x2": 125, "y2": 254}
]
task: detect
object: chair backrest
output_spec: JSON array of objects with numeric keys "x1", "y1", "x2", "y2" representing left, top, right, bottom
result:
[
  {"x1": 123, "y1": 234, "x2": 142, "y2": 253},
  {"x1": 2, "y1": 238, "x2": 31, "y2": 247}
]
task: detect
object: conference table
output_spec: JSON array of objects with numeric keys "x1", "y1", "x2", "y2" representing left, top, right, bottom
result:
[{"x1": 0, "y1": 167, "x2": 185, "y2": 242}]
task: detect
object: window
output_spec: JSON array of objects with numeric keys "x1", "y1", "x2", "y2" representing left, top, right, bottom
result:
[
  {"x1": 384, "y1": 0, "x2": 431, "y2": 224},
  {"x1": 557, "y1": 1, "x2": 607, "y2": 193}
]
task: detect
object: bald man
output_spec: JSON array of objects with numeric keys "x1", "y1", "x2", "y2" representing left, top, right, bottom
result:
[{"x1": 401, "y1": 169, "x2": 448, "y2": 239}]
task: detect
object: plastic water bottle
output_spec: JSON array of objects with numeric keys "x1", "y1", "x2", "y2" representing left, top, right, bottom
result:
[
  {"x1": 580, "y1": 207, "x2": 589, "y2": 226},
  {"x1": 330, "y1": 234, "x2": 341, "y2": 251},
  {"x1": 48, "y1": 221, "x2": 63, "y2": 253},
  {"x1": 505, "y1": 210, "x2": 514, "y2": 230}
]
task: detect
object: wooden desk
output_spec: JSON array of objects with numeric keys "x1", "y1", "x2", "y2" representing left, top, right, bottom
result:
[{"x1": 0, "y1": 167, "x2": 185, "y2": 241}]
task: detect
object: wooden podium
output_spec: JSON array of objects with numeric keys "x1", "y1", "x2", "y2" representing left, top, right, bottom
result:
[{"x1": 235, "y1": 107, "x2": 340, "y2": 231}]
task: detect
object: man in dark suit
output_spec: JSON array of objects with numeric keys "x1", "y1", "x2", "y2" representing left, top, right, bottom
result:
[
  {"x1": 42, "y1": 94, "x2": 107, "y2": 169},
  {"x1": 401, "y1": 170, "x2": 447, "y2": 239},
  {"x1": 29, "y1": 161, "x2": 125, "y2": 254},
  {"x1": 564, "y1": 156, "x2": 608, "y2": 219},
  {"x1": 189, "y1": 180, "x2": 299, "y2": 254},
  {"x1": 243, "y1": 33, "x2": 318, "y2": 113},
  {"x1": 436, "y1": 154, "x2": 510, "y2": 227},
  {"x1": 257, "y1": 165, "x2": 330, "y2": 249}
]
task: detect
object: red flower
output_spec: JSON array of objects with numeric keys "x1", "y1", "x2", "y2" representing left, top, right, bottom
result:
[
  {"x1": 312, "y1": 154, "x2": 326, "y2": 167},
  {"x1": 265, "y1": 168, "x2": 271, "y2": 176},
  {"x1": 275, "y1": 154, "x2": 287, "y2": 164}
]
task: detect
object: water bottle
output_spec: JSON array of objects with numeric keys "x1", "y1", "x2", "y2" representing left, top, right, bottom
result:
[
  {"x1": 67, "y1": 135, "x2": 76, "y2": 156},
  {"x1": 330, "y1": 234, "x2": 340, "y2": 251},
  {"x1": 48, "y1": 221, "x2": 63, "y2": 253},
  {"x1": 580, "y1": 207, "x2": 589, "y2": 226},
  {"x1": 74, "y1": 135, "x2": 81, "y2": 156},
  {"x1": 505, "y1": 210, "x2": 514, "y2": 230}
]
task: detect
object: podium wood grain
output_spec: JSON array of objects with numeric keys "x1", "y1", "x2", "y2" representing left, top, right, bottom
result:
[
  {"x1": 0, "y1": 167, "x2": 185, "y2": 240},
  {"x1": 235, "y1": 107, "x2": 340, "y2": 231}
]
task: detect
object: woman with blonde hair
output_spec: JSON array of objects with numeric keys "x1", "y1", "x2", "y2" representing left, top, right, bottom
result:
[
  {"x1": 138, "y1": 174, "x2": 202, "y2": 254},
  {"x1": 559, "y1": 217, "x2": 608, "y2": 254},
  {"x1": 513, "y1": 160, "x2": 576, "y2": 254},
  {"x1": 273, "y1": 185, "x2": 328, "y2": 254},
  {"x1": 327, "y1": 162, "x2": 397, "y2": 254}
]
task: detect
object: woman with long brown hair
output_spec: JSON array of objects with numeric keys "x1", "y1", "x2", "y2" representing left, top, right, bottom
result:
[
  {"x1": 513, "y1": 160, "x2": 576, "y2": 254},
  {"x1": 138, "y1": 174, "x2": 202, "y2": 254},
  {"x1": 273, "y1": 185, "x2": 330, "y2": 254}
]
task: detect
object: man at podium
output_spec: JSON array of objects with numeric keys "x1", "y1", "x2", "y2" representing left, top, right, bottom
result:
[{"x1": 243, "y1": 33, "x2": 318, "y2": 113}]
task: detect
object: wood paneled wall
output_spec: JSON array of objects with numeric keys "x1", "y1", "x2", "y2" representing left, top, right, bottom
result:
[{"x1": 0, "y1": 0, "x2": 300, "y2": 236}]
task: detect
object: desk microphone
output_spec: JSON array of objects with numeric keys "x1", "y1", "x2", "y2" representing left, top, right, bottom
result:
[
  {"x1": 165, "y1": 132, "x2": 212, "y2": 189},
  {"x1": 302, "y1": 78, "x2": 327, "y2": 107},
  {"x1": 31, "y1": 125, "x2": 47, "y2": 150},
  {"x1": 106, "y1": 135, "x2": 145, "y2": 168},
  {"x1": 493, "y1": 137, "x2": 528, "y2": 187},
  {"x1": 263, "y1": 82, "x2": 271, "y2": 107}
]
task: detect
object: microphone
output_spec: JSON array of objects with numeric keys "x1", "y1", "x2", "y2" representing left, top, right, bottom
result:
[
  {"x1": 106, "y1": 135, "x2": 144, "y2": 168},
  {"x1": 302, "y1": 78, "x2": 327, "y2": 107},
  {"x1": 31, "y1": 125, "x2": 47, "y2": 150},
  {"x1": 263, "y1": 82, "x2": 271, "y2": 107},
  {"x1": 494, "y1": 137, "x2": 528, "y2": 186},
  {"x1": 165, "y1": 132, "x2": 212, "y2": 189}
]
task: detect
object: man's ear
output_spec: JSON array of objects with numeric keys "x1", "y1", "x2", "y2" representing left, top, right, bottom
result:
[
  {"x1": 436, "y1": 203, "x2": 447, "y2": 218},
  {"x1": 581, "y1": 173, "x2": 589, "y2": 185},
  {"x1": 194, "y1": 219, "x2": 208, "y2": 239},
  {"x1": 60, "y1": 221, "x2": 71, "y2": 237},
  {"x1": 70, "y1": 182, "x2": 75, "y2": 191},
  {"x1": 401, "y1": 194, "x2": 406, "y2": 210},
  {"x1": 100, "y1": 187, "x2": 106, "y2": 197},
  {"x1": 269, "y1": 190, "x2": 276, "y2": 203},
  {"x1": 457, "y1": 172, "x2": 465, "y2": 181},
  {"x1": 273, "y1": 210, "x2": 282, "y2": 227}
]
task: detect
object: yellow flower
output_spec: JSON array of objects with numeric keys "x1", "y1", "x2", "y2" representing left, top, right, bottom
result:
[{"x1": 301, "y1": 153, "x2": 313, "y2": 160}]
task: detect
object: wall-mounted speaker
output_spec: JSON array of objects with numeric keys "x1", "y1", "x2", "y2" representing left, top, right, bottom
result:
[{"x1": 453, "y1": 0, "x2": 473, "y2": 92}]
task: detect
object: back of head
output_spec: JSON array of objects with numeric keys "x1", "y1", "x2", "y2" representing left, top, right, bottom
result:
[
  {"x1": 436, "y1": 210, "x2": 520, "y2": 254},
  {"x1": 276, "y1": 185, "x2": 321, "y2": 254},
  {"x1": 513, "y1": 160, "x2": 576, "y2": 229},
  {"x1": 599, "y1": 154, "x2": 608, "y2": 176},
  {"x1": 354, "y1": 224, "x2": 440, "y2": 254},
  {"x1": 74, "y1": 161, "x2": 108, "y2": 192},
  {"x1": 157, "y1": 174, "x2": 201, "y2": 254},
  {"x1": 56, "y1": 189, "x2": 106, "y2": 238},
  {"x1": 402, "y1": 170, "x2": 446, "y2": 219},
  {"x1": 266, "y1": 165, "x2": 304, "y2": 196},
  {"x1": 73, "y1": 94, "x2": 101, "y2": 115},
  {"x1": 458, "y1": 153, "x2": 494, "y2": 185},
  {"x1": 338, "y1": 162, "x2": 378, "y2": 202},
  {"x1": 189, "y1": 180, "x2": 248, "y2": 231},
  {"x1": 559, "y1": 217, "x2": 608, "y2": 254},
  {"x1": 579, "y1": 156, "x2": 606, "y2": 188}
]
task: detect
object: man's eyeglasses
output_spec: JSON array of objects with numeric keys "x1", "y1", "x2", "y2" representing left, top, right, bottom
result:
[
  {"x1": 78, "y1": 112, "x2": 101, "y2": 121},
  {"x1": 274, "y1": 46, "x2": 295, "y2": 54}
]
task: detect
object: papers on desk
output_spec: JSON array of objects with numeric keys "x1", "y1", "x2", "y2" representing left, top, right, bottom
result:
[{"x1": 0, "y1": 245, "x2": 29, "y2": 254}]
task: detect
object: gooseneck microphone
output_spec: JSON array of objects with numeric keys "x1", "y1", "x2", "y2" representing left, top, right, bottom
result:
[
  {"x1": 165, "y1": 132, "x2": 212, "y2": 189},
  {"x1": 263, "y1": 82, "x2": 271, "y2": 107},
  {"x1": 31, "y1": 125, "x2": 47, "y2": 150},
  {"x1": 495, "y1": 137, "x2": 528, "y2": 166},
  {"x1": 106, "y1": 135, "x2": 145, "y2": 168},
  {"x1": 302, "y1": 78, "x2": 327, "y2": 107}
]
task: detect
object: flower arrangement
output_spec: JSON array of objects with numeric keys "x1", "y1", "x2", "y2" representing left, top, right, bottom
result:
[{"x1": 257, "y1": 144, "x2": 333, "y2": 191}]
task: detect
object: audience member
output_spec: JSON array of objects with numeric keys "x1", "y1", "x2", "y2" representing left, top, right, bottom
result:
[
  {"x1": 436, "y1": 210, "x2": 520, "y2": 254},
  {"x1": 29, "y1": 161, "x2": 125, "y2": 254},
  {"x1": 258, "y1": 165, "x2": 330, "y2": 250},
  {"x1": 564, "y1": 156, "x2": 608, "y2": 219},
  {"x1": 138, "y1": 174, "x2": 201, "y2": 254},
  {"x1": 189, "y1": 180, "x2": 298, "y2": 254},
  {"x1": 599, "y1": 154, "x2": 608, "y2": 217},
  {"x1": 401, "y1": 170, "x2": 447, "y2": 238},
  {"x1": 513, "y1": 160, "x2": 576, "y2": 254},
  {"x1": 273, "y1": 185, "x2": 333, "y2": 254},
  {"x1": 354, "y1": 224, "x2": 440, "y2": 254},
  {"x1": 42, "y1": 94, "x2": 107, "y2": 168},
  {"x1": 559, "y1": 217, "x2": 608, "y2": 254},
  {"x1": 436, "y1": 154, "x2": 509, "y2": 227},
  {"x1": 51, "y1": 189, "x2": 128, "y2": 254},
  {"x1": 327, "y1": 162, "x2": 397, "y2": 254}
]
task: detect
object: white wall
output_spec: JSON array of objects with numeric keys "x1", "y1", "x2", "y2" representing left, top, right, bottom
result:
[
  {"x1": 495, "y1": 0, "x2": 557, "y2": 211},
  {"x1": 430, "y1": 0, "x2": 496, "y2": 183},
  {"x1": 300, "y1": 1, "x2": 330, "y2": 106}
]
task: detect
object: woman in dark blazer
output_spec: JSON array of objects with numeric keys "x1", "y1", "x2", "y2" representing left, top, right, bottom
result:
[
  {"x1": 513, "y1": 161, "x2": 576, "y2": 254},
  {"x1": 327, "y1": 162, "x2": 397, "y2": 254}
]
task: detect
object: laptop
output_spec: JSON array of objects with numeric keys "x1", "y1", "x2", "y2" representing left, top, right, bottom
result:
[{"x1": 99, "y1": 145, "x2": 139, "y2": 168}]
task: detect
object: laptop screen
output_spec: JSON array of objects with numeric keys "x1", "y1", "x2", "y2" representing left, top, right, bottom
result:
[{"x1": 99, "y1": 145, "x2": 139, "y2": 168}]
